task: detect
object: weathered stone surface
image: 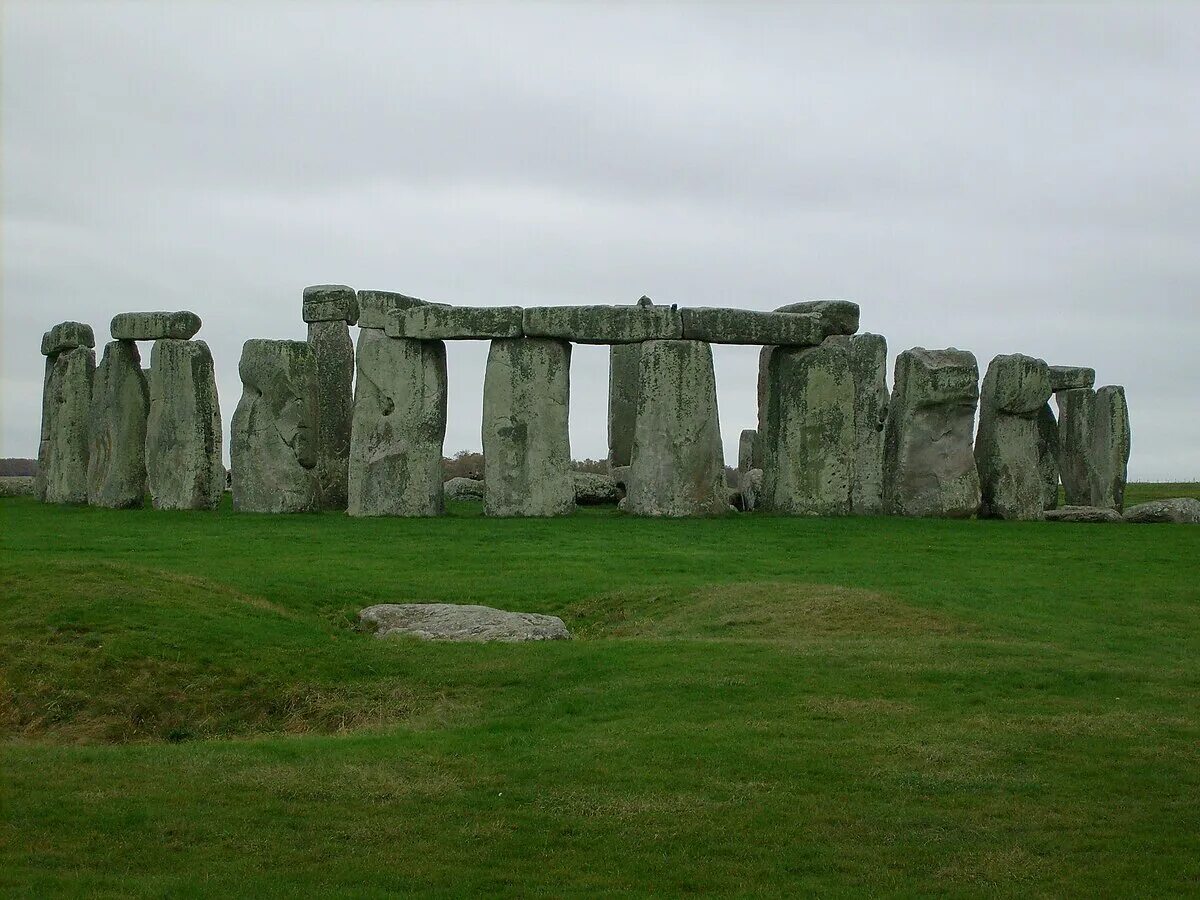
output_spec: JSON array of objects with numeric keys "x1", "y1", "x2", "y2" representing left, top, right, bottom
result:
[
  {"x1": 307, "y1": 319, "x2": 354, "y2": 510},
  {"x1": 360, "y1": 603, "x2": 570, "y2": 643},
  {"x1": 774, "y1": 299, "x2": 860, "y2": 337},
  {"x1": 974, "y1": 354, "x2": 1053, "y2": 520},
  {"x1": 760, "y1": 341, "x2": 855, "y2": 516},
  {"x1": 35, "y1": 357, "x2": 54, "y2": 501},
  {"x1": 574, "y1": 472, "x2": 621, "y2": 505},
  {"x1": 680, "y1": 308, "x2": 823, "y2": 345},
  {"x1": 609, "y1": 465, "x2": 632, "y2": 493},
  {"x1": 1044, "y1": 505, "x2": 1122, "y2": 523},
  {"x1": 824, "y1": 333, "x2": 889, "y2": 515},
  {"x1": 1048, "y1": 365, "x2": 1095, "y2": 392},
  {"x1": 41, "y1": 321, "x2": 95, "y2": 356},
  {"x1": 145, "y1": 339, "x2": 224, "y2": 511},
  {"x1": 737, "y1": 429, "x2": 759, "y2": 472},
  {"x1": 482, "y1": 338, "x2": 574, "y2": 517},
  {"x1": 0, "y1": 476, "x2": 35, "y2": 497},
  {"x1": 1057, "y1": 385, "x2": 1131, "y2": 511},
  {"x1": 444, "y1": 476, "x2": 485, "y2": 501},
  {"x1": 87, "y1": 341, "x2": 149, "y2": 508},
  {"x1": 739, "y1": 468, "x2": 763, "y2": 512},
  {"x1": 523, "y1": 305, "x2": 683, "y2": 344},
  {"x1": 1037, "y1": 403, "x2": 1060, "y2": 511},
  {"x1": 302, "y1": 285, "x2": 358, "y2": 324},
  {"x1": 38, "y1": 347, "x2": 95, "y2": 504},
  {"x1": 627, "y1": 340, "x2": 727, "y2": 516},
  {"x1": 608, "y1": 342, "x2": 642, "y2": 467},
  {"x1": 347, "y1": 330, "x2": 447, "y2": 517},
  {"x1": 357, "y1": 290, "x2": 430, "y2": 330},
  {"x1": 110, "y1": 311, "x2": 201, "y2": 341},
  {"x1": 1122, "y1": 498, "x2": 1200, "y2": 525},
  {"x1": 882, "y1": 348, "x2": 981, "y2": 518},
  {"x1": 387, "y1": 305, "x2": 523, "y2": 340},
  {"x1": 231, "y1": 339, "x2": 320, "y2": 513}
]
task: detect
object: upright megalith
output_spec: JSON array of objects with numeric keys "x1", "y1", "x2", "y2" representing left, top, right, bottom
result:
[
  {"x1": 231, "y1": 339, "x2": 320, "y2": 513},
  {"x1": 482, "y1": 338, "x2": 574, "y2": 517},
  {"x1": 760, "y1": 340, "x2": 855, "y2": 516},
  {"x1": 626, "y1": 340, "x2": 727, "y2": 517},
  {"x1": 38, "y1": 339, "x2": 96, "y2": 505},
  {"x1": 145, "y1": 339, "x2": 224, "y2": 510},
  {"x1": 87, "y1": 341, "x2": 149, "y2": 508},
  {"x1": 974, "y1": 354, "x2": 1053, "y2": 520},
  {"x1": 303, "y1": 285, "x2": 357, "y2": 510},
  {"x1": 1036, "y1": 403, "x2": 1060, "y2": 511},
  {"x1": 347, "y1": 329, "x2": 447, "y2": 517},
  {"x1": 607, "y1": 297, "x2": 657, "y2": 469},
  {"x1": 1057, "y1": 385, "x2": 1130, "y2": 511},
  {"x1": 824, "y1": 333, "x2": 889, "y2": 515},
  {"x1": 737, "y1": 429, "x2": 759, "y2": 472},
  {"x1": 882, "y1": 348, "x2": 981, "y2": 518}
]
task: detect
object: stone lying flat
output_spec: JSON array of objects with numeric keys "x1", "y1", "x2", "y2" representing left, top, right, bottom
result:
[
  {"x1": 1122, "y1": 498, "x2": 1200, "y2": 524},
  {"x1": 574, "y1": 472, "x2": 620, "y2": 505},
  {"x1": 1048, "y1": 365, "x2": 1096, "y2": 392},
  {"x1": 41, "y1": 322, "x2": 95, "y2": 356},
  {"x1": 302, "y1": 285, "x2": 359, "y2": 324},
  {"x1": 523, "y1": 305, "x2": 683, "y2": 344},
  {"x1": 444, "y1": 476, "x2": 485, "y2": 501},
  {"x1": 357, "y1": 290, "x2": 431, "y2": 330},
  {"x1": 110, "y1": 311, "x2": 201, "y2": 341},
  {"x1": 774, "y1": 299, "x2": 860, "y2": 336},
  {"x1": 1044, "y1": 505, "x2": 1122, "y2": 523},
  {"x1": 360, "y1": 603, "x2": 571, "y2": 642},
  {"x1": 87, "y1": 341, "x2": 149, "y2": 509},
  {"x1": 679, "y1": 308, "x2": 823, "y2": 345},
  {"x1": 387, "y1": 304, "x2": 523, "y2": 340}
]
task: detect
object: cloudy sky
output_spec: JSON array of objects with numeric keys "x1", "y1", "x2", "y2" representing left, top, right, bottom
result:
[{"x1": 3, "y1": 1, "x2": 1197, "y2": 479}]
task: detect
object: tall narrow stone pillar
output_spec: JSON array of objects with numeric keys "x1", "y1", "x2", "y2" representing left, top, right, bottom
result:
[
  {"x1": 146, "y1": 339, "x2": 224, "y2": 510},
  {"x1": 823, "y1": 333, "x2": 889, "y2": 515},
  {"x1": 627, "y1": 339, "x2": 727, "y2": 517},
  {"x1": 37, "y1": 322, "x2": 96, "y2": 505},
  {"x1": 482, "y1": 338, "x2": 573, "y2": 517},
  {"x1": 1057, "y1": 385, "x2": 1130, "y2": 511},
  {"x1": 974, "y1": 354, "x2": 1052, "y2": 520},
  {"x1": 88, "y1": 340, "x2": 149, "y2": 508},
  {"x1": 304, "y1": 285, "x2": 358, "y2": 510},
  {"x1": 737, "y1": 429, "x2": 759, "y2": 472},
  {"x1": 607, "y1": 296, "x2": 654, "y2": 469},
  {"x1": 760, "y1": 340, "x2": 855, "y2": 516},
  {"x1": 1036, "y1": 404, "x2": 1060, "y2": 511},
  {"x1": 231, "y1": 340, "x2": 320, "y2": 513}
]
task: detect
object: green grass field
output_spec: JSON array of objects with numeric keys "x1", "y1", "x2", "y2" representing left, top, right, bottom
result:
[{"x1": 3, "y1": 483, "x2": 1199, "y2": 896}]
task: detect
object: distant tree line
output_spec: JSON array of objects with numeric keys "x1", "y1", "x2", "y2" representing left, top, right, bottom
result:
[{"x1": 0, "y1": 458, "x2": 37, "y2": 476}]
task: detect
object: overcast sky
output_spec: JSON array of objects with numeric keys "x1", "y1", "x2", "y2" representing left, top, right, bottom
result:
[{"x1": 3, "y1": 1, "x2": 1197, "y2": 479}]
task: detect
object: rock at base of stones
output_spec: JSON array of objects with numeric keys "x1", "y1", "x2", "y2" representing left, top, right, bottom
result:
[
  {"x1": 444, "y1": 476, "x2": 485, "y2": 501},
  {"x1": 574, "y1": 472, "x2": 620, "y2": 505},
  {"x1": 1122, "y1": 498, "x2": 1200, "y2": 524},
  {"x1": 359, "y1": 603, "x2": 571, "y2": 642},
  {"x1": 1043, "y1": 505, "x2": 1122, "y2": 523}
]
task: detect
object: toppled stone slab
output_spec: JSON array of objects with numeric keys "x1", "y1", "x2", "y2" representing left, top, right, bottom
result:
[
  {"x1": 110, "y1": 311, "x2": 201, "y2": 341},
  {"x1": 737, "y1": 429, "x2": 759, "y2": 472},
  {"x1": 774, "y1": 299, "x2": 860, "y2": 337},
  {"x1": 975, "y1": 354, "x2": 1053, "y2": 520},
  {"x1": 1122, "y1": 498, "x2": 1200, "y2": 524},
  {"x1": 38, "y1": 347, "x2": 95, "y2": 504},
  {"x1": 1057, "y1": 385, "x2": 1131, "y2": 510},
  {"x1": 882, "y1": 348, "x2": 981, "y2": 518},
  {"x1": 308, "y1": 318, "x2": 354, "y2": 510},
  {"x1": 231, "y1": 339, "x2": 320, "y2": 513},
  {"x1": 357, "y1": 290, "x2": 431, "y2": 330},
  {"x1": 360, "y1": 603, "x2": 571, "y2": 642},
  {"x1": 482, "y1": 338, "x2": 574, "y2": 517},
  {"x1": 627, "y1": 340, "x2": 727, "y2": 516},
  {"x1": 41, "y1": 322, "x2": 95, "y2": 356},
  {"x1": 87, "y1": 341, "x2": 149, "y2": 508},
  {"x1": 679, "y1": 308, "x2": 823, "y2": 345},
  {"x1": 145, "y1": 339, "x2": 224, "y2": 510},
  {"x1": 302, "y1": 285, "x2": 359, "y2": 325},
  {"x1": 523, "y1": 304, "x2": 683, "y2": 344},
  {"x1": 574, "y1": 471, "x2": 621, "y2": 505},
  {"x1": 445, "y1": 476, "x2": 485, "y2": 501},
  {"x1": 1044, "y1": 505, "x2": 1122, "y2": 523},
  {"x1": 1048, "y1": 365, "x2": 1095, "y2": 392},
  {"x1": 387, "y1": 305, "x2": 523, "y2": 340},
  {"x1": 348, "y1": 330, "x2": 447, "y2": 516}
]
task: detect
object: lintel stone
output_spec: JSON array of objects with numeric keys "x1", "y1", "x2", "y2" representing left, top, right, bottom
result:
[
  {"x1": 387, "y1": 305, "x2": 523, "y2": 340},
  {"x1": 680, "y1": 308, "x2": 823, "y2": 346},
  {"x1": 41, "y1": 321, "x2": 95, "y2": 356},
  {"x1": 302, "y1": 285, "x2": 359, "y2": 325},
  {"x1": 1048, "y1": 365, "x2": 1096, "y2": 392},
  {"x1": 110, "y1": 311, "x2": 201, "y2": 342},
  {"x1": 357, "y1": 290, "x2": 431, "y2": 330},
  {"x1": 523, "y1": 305, "x2": 683, "y2": 343},
  {"x1": 774, "y1": 299, "x2": 860, "y2": 336}
]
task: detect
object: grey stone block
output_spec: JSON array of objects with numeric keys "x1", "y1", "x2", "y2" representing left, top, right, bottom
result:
[
  {"x1": 1057, "y1": 385, "x2": 1131, "y2": 511},
  {"x1": 302, "y1": 285, "x2": 359, "y2": 325},
  {"x1": 1123, "y1": 498, "x2": 1200, "y2": 524},
  {"x1": 825, "y1": 333, "x2": 889, "y2": 515},
  {"x1": 1044, "y1": 505, "x2": 1122, "y2": 523},
  {"x1": 523, "y1": 304, "x2": 683, "y2": 343},
  {"x1": 387, "y1": 304, "x2": 523, "y2": 340},
  {"x1": 737, "y1": 429, "x2": 759, "y2": 472},
  {"x1": 608, "y1": 342, "x2": 642, "y2": 468},
  {"x1": 679, "y1": 308, "x2": 823, "y2": 345},
  {"x1": 357, "y1": 290, "x2": 431, "y2": 330},
  {"x1": 975, "y1": 354, "x2": 1053, "y2": 520},
  {"x1": 444, "y1": 476, "x2": 485, "y2": 501},
  {"x1": 87, "y1": 341, "x2": 149, "y2": 508},
  {"x1": 774, "y1": 299, "x2": 860, "y2": 336},
  {"x1": 110, "y1": 311, "x2": 201, "y2": 341},
  {"x1": 360, "y1": 603, "x2": 571, "y2": 642},
  {"x1": 574, "y1": 471, "x2": 621, "y2": 505},
  {"x1": 41, "y1": 322, "x2": 95, "y2": 356},
  {"x1": 308, "y1": 320, "x2": 355, "y2": 510},
  {"x1": 39, "y1": 346, "x2": 95, "y2": 504},
  {"x1": 1048, "y1": 365, "x2": 1095, "y2": 392}
]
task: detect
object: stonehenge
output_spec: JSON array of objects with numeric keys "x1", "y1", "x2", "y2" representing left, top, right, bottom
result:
[{"x1": 33, "y1": 287, "x2": 1146, "y2": 523}]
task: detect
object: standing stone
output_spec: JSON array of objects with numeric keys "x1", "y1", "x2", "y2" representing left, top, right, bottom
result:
[
  {"x1": 627, "y1": 340, "x2": 727, "y2": 516},
  {"x1": 40, "y1": 347, "x2": 95, "y2": 504},
  {"x1": 231, "y1": 339, "x2": 320, "y2": 513},
  {"x1": 737, "y1": 429, "x2": 759, "y2": 472},
  {"x1": 87, "y1": 341, "x2": 149, "y2": 508},
  {"x1": 760, "y1": 340, "x2": 855, "y2": 516},
  {"x1": 974, "y1": 354, "x2": 1053, "y2": 520},
  {"x1": 825, "y1": 333, "x2": 889, "y2": 515},
  {"x1": 608, "y1": 297, "x2": 653, "y2": 469},
  {"x1": 1036, "y1": 403, "x2": 1060, "y2": 510},
  {"x1": 1057, "y1": 385, "x2": 1131, "y2": 511},
  {"x1": 882, "y1": 348, "x2": 981, "y2": 518},
  {"x1": 482, "y1": 338, "x2": 573, "y2": 517},
  {"x1": 347, "y1": 329, "x2": 447, "y2": 517},
  {"x1": 303, "y1": 285, "x2": 358, "y2": 511},
  {"x1": 35, "y1": 356, "x2": 55, "y2": 502},
  {"x1": 145, "y1": 339, "x2": 224, "y2": 510}
]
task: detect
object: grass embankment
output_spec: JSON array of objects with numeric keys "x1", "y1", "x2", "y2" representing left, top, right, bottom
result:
[{"x1": 2, "y1": 485, "x2": 1199, "y2": 896}]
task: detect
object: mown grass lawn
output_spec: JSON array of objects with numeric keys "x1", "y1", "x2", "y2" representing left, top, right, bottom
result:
[{"x1": 2, "y1": 484, "x2": 1198, "y2": 896}]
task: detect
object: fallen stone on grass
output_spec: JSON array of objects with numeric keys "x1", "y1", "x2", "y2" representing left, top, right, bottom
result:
[
  {"x1": 444, "y1": 476, "x2": 485, "y2": 501},
  {"x1": 1043, "y1": 505, "x2": 1122, "y2": 523},
  {"x1": 359, "y1": 603, "x2": 571, "y2": 642},
  {"x1": 574, "y1": 472, "x2": 621, "y2": 505},
  {"x1": 1121, "y1": 498, "x2": 1200, "y2": 524}
]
